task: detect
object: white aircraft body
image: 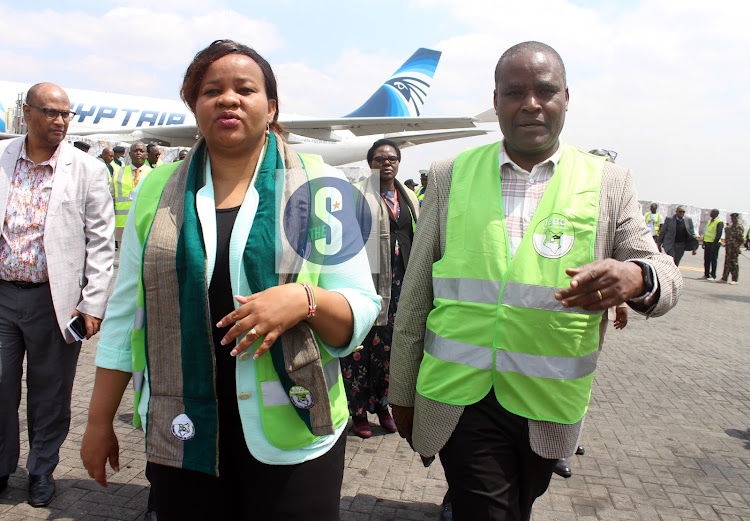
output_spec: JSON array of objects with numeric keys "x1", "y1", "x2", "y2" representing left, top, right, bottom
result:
[{"x1": 0, "y1": 49, "x2": 488, "y2": 165}]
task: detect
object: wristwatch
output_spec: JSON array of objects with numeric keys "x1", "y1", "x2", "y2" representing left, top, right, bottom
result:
[{"x1": 631, "y1": 260, "x2": 654, "y2": 297}]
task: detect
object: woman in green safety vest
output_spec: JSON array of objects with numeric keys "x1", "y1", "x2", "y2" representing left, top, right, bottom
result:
[
  {"x1": 340, "y1": 139, "x2": 419, "y2": 438},
  {"x1": 80, "y1": 40, "x2": 380, "y2": 521}
]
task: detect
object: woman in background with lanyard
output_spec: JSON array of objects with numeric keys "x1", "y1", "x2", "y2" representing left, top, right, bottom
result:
[{"x1": 341, "y1": 139, "x2": 419, "y2": 438}]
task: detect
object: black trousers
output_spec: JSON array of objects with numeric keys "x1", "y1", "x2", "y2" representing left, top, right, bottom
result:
[
  {"x1": 439, "y1": 392, "x2": 558, "y2": 521},
  {"x1": 668, "y1": 242, "x2": 687, "y2": 266},
  {"x1": 0, "y1": 281, "x2": 81, "y2": 476},
  {"x1": 703, "y1": 241, "x2": 721, "y2": 278},
  {"x1": 147, "y1": 432, "x2": 346, "y2": 521}
]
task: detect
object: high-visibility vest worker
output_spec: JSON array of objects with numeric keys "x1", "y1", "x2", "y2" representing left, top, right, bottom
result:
[
  {"x1": 416, "y1": 142, "x2": 605, "y2": 425},
  {"x1": 644, "y1": 211, "x2": 662, "y2": 236},
  {"x1": 704, "y1": 218, "x2": 724, "y2": 243},
  {"x1": 112, "y1": 163, "x2": 152, "y2": 229},
  {"x1": 415, "y1": 185, "x2": 426, "y2": 206}
]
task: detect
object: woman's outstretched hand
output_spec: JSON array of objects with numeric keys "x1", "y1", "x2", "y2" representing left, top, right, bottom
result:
[{"x1": 216, "y1": 283, "x2": 309, "y2": 359}]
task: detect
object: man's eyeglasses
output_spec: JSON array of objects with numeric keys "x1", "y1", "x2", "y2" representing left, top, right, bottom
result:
[
  {"x1": 373, "y1": 155, "x2": 399, "y2": 164},
  {"x1": 590, "y1": 149, "x2": 617, "y2": 161},
  {"x1": 26, "y1": 104, "x2": 76, "y2": 121}
]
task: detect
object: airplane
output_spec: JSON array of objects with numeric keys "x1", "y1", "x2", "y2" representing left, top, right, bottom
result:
[{"x1": 0, "y1": 48, "x2": 489, "y2": 166}]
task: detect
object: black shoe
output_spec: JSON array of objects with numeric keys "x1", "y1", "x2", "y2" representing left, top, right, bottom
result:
[
  {"x1": 28, "y1": 474, "x2": 55, "y2": 507},
  {"x1": 440, "y1": 491, "x2": 453, "y2": 521},
  {"x1": 0, "y1": 475, "x2": 8, "y2": 494},
  {"x1": 553, "y1": 458, "x2": 572, "y2": 478},
  {"x1": 575, "y1": 445, "x2": 585, "y2": 455}
]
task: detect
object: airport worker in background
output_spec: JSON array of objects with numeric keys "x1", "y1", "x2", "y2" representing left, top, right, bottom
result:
[
  {"x1": 644, "y1": 202, "x2": 662, "y2": 243},
  {"x1": 0, "y1": 82, "x2": 114, "y2": 507},
  {"x1": 174, "y1": 149, "x2": 188, "y2": 162},
  {"x1": 389, "y1": 41, "x2": 682, "y2": 521},
  {"x1": 720, "y1": 212, "x2": 743, "y2": 284},
  {"x1": 101, "y1": 147, "x2": 120, "y2": 181},
  {"x1": 702, "y1": 209, "x2": 723, "y2": 281},
  {"x1": 112, "y1": 145, "x2": 126, "y2": 166},
  {"x1": 340, "y1": 139, "x2": 419, "y2": 439},
  {"x1": 404, "y1": 178, "x2": 418, "y2": 191},
  {"x1": 80, "y1": 39, "x2": 380, "y2": 520},
  {"x1": 146, "y1": 143, "x2": 162, "y2": 168},
  {"x1": 110, "y1": 142, "x2": 151, "y2": 245},
  {"x1": 415, "y1": 170, "x2": 427, "y2": 206},
  {"x1": 657, "y1": 206, "x2": 699, "y2": 266}
]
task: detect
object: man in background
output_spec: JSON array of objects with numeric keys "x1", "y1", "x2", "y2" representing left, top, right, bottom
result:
[
  {"x1": 720, "y1": 213, "x2": 743, "y2": 284},
  {"x1": 702, "y1": 209, "x2": 723, "y2": 281},
  {"x1": 644, "y1": 202, "x2": 662, "y2": 243},
  {"x1": 658, "y1": 206, "x2": 698, "y2": 266},
  {"x1": 111, "y1": 142, "x2": 151, "y2": 245}
]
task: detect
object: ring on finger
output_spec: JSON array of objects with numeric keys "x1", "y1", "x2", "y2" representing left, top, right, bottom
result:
[
  {"x1": 249, "y1": 327, "x2": 257, "y2": 336},
  {"x1": 596, "y1": 290, "x2": 603, "y2": 301}
]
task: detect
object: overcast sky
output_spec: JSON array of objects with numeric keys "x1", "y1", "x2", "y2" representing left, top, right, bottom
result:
[{"x1": 2, "y1": 0, "x2": 748, "y2": 211}]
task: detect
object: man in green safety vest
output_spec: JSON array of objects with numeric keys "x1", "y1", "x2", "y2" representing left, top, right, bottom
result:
[
  {"x1": 415, "y1": 170, "x2": 427, "y2": 206},
  {"x1": 110, "y1": 142, "x2": 151, "y2": 245},
  {"x1": 702, "y1": 209, "x2": 724, "y2": 281},
  {"x1": 389, "y1": 41, "x2": 683, "y2": 521}
]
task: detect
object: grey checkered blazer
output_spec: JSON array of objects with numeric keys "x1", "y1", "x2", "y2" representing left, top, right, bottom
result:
[{"x1": 390, "y1": 146, "x2": 682, "y2": 459}]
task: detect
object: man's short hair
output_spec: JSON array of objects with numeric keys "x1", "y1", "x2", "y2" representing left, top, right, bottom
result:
[
  {"x1": 113, "y1": 146, "x2": 126, "y2": 154},
  {"x1": 495, "y1": 41, "x2": 567, "y2": 86}
]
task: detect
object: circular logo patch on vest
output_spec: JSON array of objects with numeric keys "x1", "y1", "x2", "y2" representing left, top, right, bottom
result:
[
  {"x1": 289, "y1": 385, "x2": 314, "y2": 409},
  {"x1": 171, "y1": 413, "x2": 195, "y2": 441},
  {"x1": 532, "y1": 213, "x2": 575, "y2": 259}
]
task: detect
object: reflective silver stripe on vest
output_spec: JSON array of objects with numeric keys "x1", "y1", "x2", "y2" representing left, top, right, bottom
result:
[
  {"x1": 115, "y1": 209, "x2": 130, "y2": 215},
  {"x1": 434, "y1": 277, "x2": 599, "y2": 316},
  {"x1": 424, "y1": 329, "x2": 493, "y2": 370},
  {"x1": 134, "y1": 306, "x2": 145, "y2": 330},
  {"x1": 132, "y1": 370, "x2": 144, "y2": 392},
  {"x1": 496, "y1": 349, "x2": 599, "y2": 380},
  {"x1": 433, "y1": 277, "x2": 502, "y2": 305},
  {"x1": 502, "y1": 281, "x2": 602, "y2": 315},
  {"x1": 114, "y1": 197, "x2": 131, "y2": 203},
  {"x1": 261, "y1": 358, "x2": 340, "y2": 407},
  {"x1": 425, "y1": 329, "x2": 599, "y2": 379}
]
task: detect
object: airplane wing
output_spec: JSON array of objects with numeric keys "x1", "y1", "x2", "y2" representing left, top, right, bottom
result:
[
  {"x1": 68, "y1": 124, "x2": 200, "y2": 147},
  {"x1": 385, "y1": 128, "x2": 491, "y2": 147},
  {"x1": 284, "y1": 116, "x2": 480, "y2": 141}
]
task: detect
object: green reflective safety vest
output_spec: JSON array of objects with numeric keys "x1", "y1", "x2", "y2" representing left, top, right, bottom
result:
[
  {"x1": 417, "y1": 143, "x2": 605, "y2": 424},
  {"x1": 415, "y1": 185, "x2": 426, "y2": 206},
  {"x1": 704, "y1": 218, "x2": 723, "y2": 243},
  {"x1": 113, "y1": 164, "x2": 152, "y2": 228},
  {"x1": 644, "y1": 211, "x2": 662, "y2": 234},
  {"x1": 105, "y1": 161, "x2": 120, "y2": 183},
  {"x1": 129, "y1": 155, "x2": 350, "y2": 450}
]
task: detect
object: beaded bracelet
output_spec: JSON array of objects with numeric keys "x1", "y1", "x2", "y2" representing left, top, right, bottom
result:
[{"x1": 300, "y1": 283, "x2": 317, "y2": 319}]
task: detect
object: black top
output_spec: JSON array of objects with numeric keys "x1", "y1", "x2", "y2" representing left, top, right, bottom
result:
[
  {"x1": 385, "y1": 182, "x2": 416, "y2": 268},
  {"x1": 675, "y1": 218, "x2": 687, "y2": 243},
  {"x1": 208, "y1": 205, "x2": 244, "y2": 454}
]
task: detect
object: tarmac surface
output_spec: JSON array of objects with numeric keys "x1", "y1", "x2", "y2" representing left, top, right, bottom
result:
[{"x1": 1, "y1": 248, "x2": 749, "y2": 520}]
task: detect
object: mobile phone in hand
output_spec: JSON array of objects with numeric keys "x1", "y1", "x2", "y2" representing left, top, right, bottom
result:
[{"x1": 66, "y1": 315, "x2": 87, "y2": 341}]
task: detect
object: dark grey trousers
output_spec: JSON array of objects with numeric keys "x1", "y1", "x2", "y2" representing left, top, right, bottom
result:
[{"x1": 0, "y1": 281, "x2": 81, "y2": 476}]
